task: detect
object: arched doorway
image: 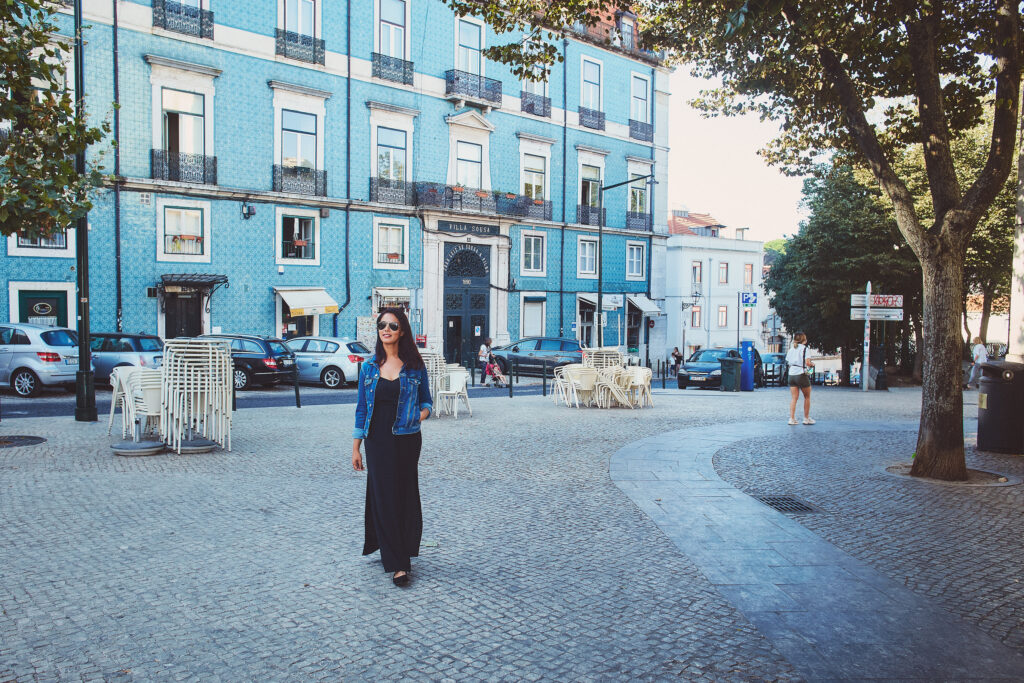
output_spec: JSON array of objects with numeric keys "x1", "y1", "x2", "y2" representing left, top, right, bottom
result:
[{"x1": 443, "y1": 244, "x2": 490, "y2": 364}]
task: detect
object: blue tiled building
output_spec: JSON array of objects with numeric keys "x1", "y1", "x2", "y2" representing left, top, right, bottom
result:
[{"x1": 5, "y1": 0, "x2": 670, "y2": 365}]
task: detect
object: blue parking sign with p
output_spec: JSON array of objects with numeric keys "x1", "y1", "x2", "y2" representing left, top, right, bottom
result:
[{"x1": 741, "y1": 292, "x2": 757, "y2": 306}]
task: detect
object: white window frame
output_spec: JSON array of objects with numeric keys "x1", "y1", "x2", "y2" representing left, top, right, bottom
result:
[
  {"x1": 278, "y1": 0, "x2": 321, "y2": 39},
  {"x1": 518, "y1": 132, "x2": 554, "y2": 203},
  {"x1": 717, "y1": 305, "x2": 728, "y2": 328},
  {"x1": 690, "y1": 305, "x2": 701, "y2": 328},
  {"x1": 576, "y1": 146, "x2": 607, "y2": 210},
  {"x1": 520, "y1": 229, "x2": 546, "y2": 277},
  {"x1": 372, "y1": 215, "x2": 410, "y2": 271},
  {"x1": 719, "y1": 261, "x2": 729, "y2": 284},
  {"x1": 455, "y1": 140, "x2": 483, "y2": 188},
  {"x1": 626, "y1": 240, "x2": 645, "y2": 281},
  {"x1": 147, "y1": 57, "x2": 218, "y2": 162},
  {"x1": 619, "y1": 15, "x2": 635, "y2": 50},
  {"x1": 519, "y1": 292, "x2": 547, "y2": 339},
  {"x1": 374, "y1": 0, "x2": 411, "y2": 59},
  {"x1": 744, "y1": 262, "x2": 754, "y2": 286},
  {"x1": 580, "y1": 56, "x2": 603, "y2": 112},
  {"x1": 7, "y1": 281, "x2": 75, "y2": 325},
  {"x1": 271, "y1": 82, "x2": 328, "y2": 173},
  {"x1": 742, "y1": 308, "x2": 754, "y2": 327},
  {"x1": 454, "y1": 16, "x2": 486, "y2": 76},
  {"x1": 7, "y1": 228, "x2": 76, "y2": 258},
  {"x1": 521, "y1": 65, "x2": 548, "y2": 97},
  {"x1": 275, "y1": 206, "x2": 321, "y2": 266},
  {"x1": 630, "y1": 72, "x2": 650, "y2": 123},
  {"x1": 577, "y1": 235, "x2": 598, "y2": 279},
  {"x1": 156, "y1": 197, "x2": 211, "y2": 264},
  {"x1": 691, "y1": 260, "x2": 702, "y2": 284},
  {"x1": 446, "y1": 110, "x2": 494, "y2": 189},
  {"x1": 368, "y1": 101, "x2": 418, "y2": 188}
]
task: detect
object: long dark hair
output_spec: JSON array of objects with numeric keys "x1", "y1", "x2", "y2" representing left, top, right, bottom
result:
[{"x1": 374, "y1": 307, "x2": 424, "y2": 370}]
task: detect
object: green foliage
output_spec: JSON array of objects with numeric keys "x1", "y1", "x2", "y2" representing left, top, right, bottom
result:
[
  {"x1": 0, "y1": 0, "x2": 109, "y2": 238},
  {"x1": 763, "y1": 238, "x2": 787, "y2": 256}
]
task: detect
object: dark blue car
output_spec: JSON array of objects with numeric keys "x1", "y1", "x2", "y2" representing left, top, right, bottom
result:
[{"x1": 677, "y1": 347, "x2": 763, "y2": 389}]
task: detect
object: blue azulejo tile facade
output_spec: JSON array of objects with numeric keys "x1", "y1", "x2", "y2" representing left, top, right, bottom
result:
[{"x1": 4, "y1": 0, "x2": 670, "y2": 365}]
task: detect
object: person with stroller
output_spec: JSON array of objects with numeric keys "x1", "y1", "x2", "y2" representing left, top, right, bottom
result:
[{"x1": 483, "y1": 349, "x2": 508, "y2": 388}]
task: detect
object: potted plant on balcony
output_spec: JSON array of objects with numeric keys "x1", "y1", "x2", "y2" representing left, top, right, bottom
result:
[
  {"x1": 294, "y1": 239, "x2": 308, "y2": 247},
  {"x1": 475, "y1": 190, "x2": 488, "y2": 198},
  {"x1": 387, "y1": 252, "x2": 401, "y2": 261},
  {"x1": 533, "y1": 199, "x2": 544, "y2": 205},
  {"x1": 505, "y1": 192, "x2": 517, "y2": 199},
  {"x1": 452, "y1": 185, "x2": 464, "y2": 193}
]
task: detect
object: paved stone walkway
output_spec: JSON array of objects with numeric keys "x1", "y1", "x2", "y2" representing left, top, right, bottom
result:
[{"x1": 612, "y1": 420, "x2": 1024, "y2": 681}]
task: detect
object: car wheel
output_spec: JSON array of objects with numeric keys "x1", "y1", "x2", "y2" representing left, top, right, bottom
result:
[
  {"x1": 11, "y1": 369, "x2": 41, "y2": 398},
  {"x1": 677, "y1": 377, "x2": 687, "y2": 390},
  {"x1": 233, "y1": 368, "x2": 251, "y2": 391},
  {"x1": 321, "y1": 366, "x2": 344, "y2": 389}
]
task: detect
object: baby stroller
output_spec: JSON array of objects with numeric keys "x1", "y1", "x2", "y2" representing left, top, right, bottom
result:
[{"x1": 483, "y1": 353, "x2": 509, "y2": 388}]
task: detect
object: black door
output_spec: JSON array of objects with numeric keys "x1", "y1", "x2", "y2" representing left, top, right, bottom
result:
[
  {"x1": 165, "y1": 291, "x2": 203, "y2": 338},
  {"x1": 442, "y1": 244, "x2": 490, "y2": 365}
]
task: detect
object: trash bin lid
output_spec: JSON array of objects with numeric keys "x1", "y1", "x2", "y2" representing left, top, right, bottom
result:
[{"x1": 979, "y1": 360, "x2": 1024, "y2": 382}]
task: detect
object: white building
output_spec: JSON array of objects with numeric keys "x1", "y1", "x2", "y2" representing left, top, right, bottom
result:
[{"x1": 665, "y1": 211, "x2": 767, "y2": 358}]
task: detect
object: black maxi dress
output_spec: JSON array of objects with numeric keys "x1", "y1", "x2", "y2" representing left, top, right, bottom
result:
[{"x1": 362, "y1": 377, "x2": 423, "y2": 572}]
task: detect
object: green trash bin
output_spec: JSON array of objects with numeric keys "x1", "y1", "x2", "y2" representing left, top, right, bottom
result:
[{"x1": 719, "y1": 357, "x2": 742, "y2": 392}]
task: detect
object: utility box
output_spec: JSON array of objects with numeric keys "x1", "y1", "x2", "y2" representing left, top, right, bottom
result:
[
  {"x1": 977, "y1": 361, "x2": 1024, "y2": 453},
  {"x1": 740, "y1": 341, "x2": 755, "y2": 391}
]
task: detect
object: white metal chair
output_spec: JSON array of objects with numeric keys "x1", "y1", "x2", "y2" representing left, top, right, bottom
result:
[{"x1": 437, "y1": 370, "x2": 470, "y2": 418}]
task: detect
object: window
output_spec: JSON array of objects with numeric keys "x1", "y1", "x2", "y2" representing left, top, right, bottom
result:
[
  {"x1": 743, "y1": 308, "x2": 753, "y2": 327},
  {"x1": 581, "y1": 164, "x2": 601, "y2": 207},
  {"x1": 619, "y1": 16, "x2": 635, "y2": 49},
  {"x1": 629, "y1": 174, "x2": 647, "y2": 213},
  {"x1": 281, "y1": 216, "x2": 316, "y2": 260},
  {"x1": 630, "y1": 75, "x2": 648, "y2": 122},
  {"x1": 281, "y1": 109, "x2": 317, "y2": 169},
  {"x1": 522, "y1": 233, "x2": 544, "y2": 274},
  {"x1": 17, "y1": 232, "x2": 68, "y2": 250},
  {"x1": 379, "y1": 0, "x2": 406, "y2": 59},
  {"x1": 744, "y1": 263, "x2": 754, "y2": 286},
  {"x1": 718, "y1": 305, "x2": 728, "y2": 327},
  {"x1": 691, "y1": 260, "x2": 702, "y2": 284},
  {"x1": 581, "y1": 59, "x2": 601, "y2": 110},
  {"x1": 162, "y1": 88, "x2": 205, "y2": 156},
  {"x1": 719, "y1": 262, "x2": 729, "y2": 284},
  {"x1": 456, "y1": 141, "x2": 482, "y2": 188},
  {"x1": 538, "y1": 339, "x2": 561, "y2": 351},
  {"x1": 691, "y1": 306, "x2": 701, "y2": 328},
  {"x1": 377, "y1": 222, "x2": 405, "y2": 265},
  {"x1": 626, "y1": 242, "x2": 645, "y2": 279},
  {"x1": 285, "y1": 0, "x2": 315, "y2": 36},
  {"x1": 578, "y1": 238, "x2": 597, "y2": 275},
  {"x1": 458, "y1": 19, "x2": 482, "y2": 74},
  {"x1": 163, "y1": 207, "x2": 204, "y2": 256},
  {"x1": 523, "y1": 154, "x2": 545, "y2": 199},
  {"x1": 376, "y1": 126, "x2": 406, "y2": 181},
  {"x1": 522, "y1": 67, "x2": 546, "y2": 96}
]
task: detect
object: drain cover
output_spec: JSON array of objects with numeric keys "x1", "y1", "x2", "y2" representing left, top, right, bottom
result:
[
  {"x1": 754, "y1": 494, "x2": 817, "y2": 514},
  {"x1": 0, "y1": 435, "x2": 46, "y2": 449}
]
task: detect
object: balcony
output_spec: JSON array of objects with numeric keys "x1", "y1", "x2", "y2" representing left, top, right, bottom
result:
[
  {"x1": 411, "y1": 182, "x2": 552, "y2": 220},
  {"x1": 629, "y1": 119, "x2": 654, "y2": 142},
  {"x1": 372, "y1": 53, "x2": 414, "y2": 85},
  {"x1": 152, "y1": 0, "x2": 214, "y2": 39},
  {"x1": 569, "y1": 19, "x2": 663, "y2": 64},
  {"x1": 520, "y1": 90, "x2": 551, "y2": 118},
  {"x1": 273, "y1": 165, "x2": 327, "y2": 196},
  {"x1": 577, "y1": 204, "x2": 605, "y2": 226},
  {"x1": 626, "y1": 211, "x2": 653, "y2": 231},
  {"x1": 578, "y1": 106, "x2": 605, "y2": 131},
  {"x1": 151, "y1": 150, "x2": 217, "y2": 185},
  {"x1": 281, "y1": 238, "x2": 316, "y2": 260},
  {"x1": 275, "y1": 29, "x2": 325, "y2": 65},
  {"x1": 444, "y1": 70, "x2": 502, "y2": 109},
  {"x1": 370, "y1": 177, "x2": 415, "y2": 205}
]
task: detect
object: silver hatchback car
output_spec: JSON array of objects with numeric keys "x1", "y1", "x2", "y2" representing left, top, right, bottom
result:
[
  {"x1": 0, "y1": 323, "x2": 92, "y2": 397},
  {"x1": 285, "y1": 336, "x2": 371, "y2": 388},
  {"x1": 90, "y1": 333, "x2": 164, "y2": 382}
]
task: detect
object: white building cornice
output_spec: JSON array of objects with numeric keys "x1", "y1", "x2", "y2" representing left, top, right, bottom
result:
[
  {"x1": 144, "y1": 54, "x2": 222, "y2": 77},
  {"x1": 267, "y1": 80, "x2": 332, "y2": 100}
]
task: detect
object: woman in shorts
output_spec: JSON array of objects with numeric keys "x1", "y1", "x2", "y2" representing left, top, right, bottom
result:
[{"x1": 785, "y1": 332, "x2": 815, "y2": 425}]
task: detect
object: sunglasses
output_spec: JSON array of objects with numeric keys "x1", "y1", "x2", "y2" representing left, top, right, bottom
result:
[{"x1": 377, "y1": 321, "x2": 400, "y2": 332}]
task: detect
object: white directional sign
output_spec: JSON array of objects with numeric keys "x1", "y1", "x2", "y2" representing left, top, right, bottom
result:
[
  {"x1": 851, "y1": 294, "x2": 903, "y2": 308},
  {"x1": 741, "y1": 292, "x2": 758, "y2": 306},
  {"x1": 850, "y1": 308, "x2": 904, "y2": 321}
]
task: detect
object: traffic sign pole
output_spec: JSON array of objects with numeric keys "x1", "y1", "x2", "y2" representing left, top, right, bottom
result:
[{"x1": 862, "y1": 282, "x2": 871, "y2": 392}]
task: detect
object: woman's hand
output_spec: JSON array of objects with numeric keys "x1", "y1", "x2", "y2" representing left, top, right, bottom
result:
[
  {"x1": 352, "y1": 440, "x2": 364, "y2": 471},
  {"x1": 420, "y1": 408, "x2": 430, "y2": 422}
]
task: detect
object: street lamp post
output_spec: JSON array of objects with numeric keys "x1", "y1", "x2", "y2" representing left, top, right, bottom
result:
[{"x1": 73, "y1": 0, "x2": 96, "y2": 422}]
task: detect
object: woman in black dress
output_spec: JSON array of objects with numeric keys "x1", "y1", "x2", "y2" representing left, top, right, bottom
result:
[{"x1": 351, "y1": 308, "x2": 432, "y2": 587}]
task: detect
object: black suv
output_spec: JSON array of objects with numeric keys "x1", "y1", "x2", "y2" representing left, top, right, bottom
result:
[{"x1": 199, "y1": 334, "x2": 296, "y2": 390}]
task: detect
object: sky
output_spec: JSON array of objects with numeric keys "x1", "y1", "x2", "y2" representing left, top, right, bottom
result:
[{"x1": 666, "y1": 69, "x2": 808, "y2": 243}]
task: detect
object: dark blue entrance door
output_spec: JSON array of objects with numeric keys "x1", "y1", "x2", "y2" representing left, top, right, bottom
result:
[{"x1": 442, "y1": 244, "x2": 490, "y2": 364}]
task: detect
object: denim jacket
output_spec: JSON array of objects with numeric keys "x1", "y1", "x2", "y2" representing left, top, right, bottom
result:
[{"x1": 352, "y1": 360, "x2": 433, "y2": 439}]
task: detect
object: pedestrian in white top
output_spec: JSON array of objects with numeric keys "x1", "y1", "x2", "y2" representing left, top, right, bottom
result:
[
  {"x1": 966, "y1": 336, "x2": 988, "y2": 389},
  {"x1": 478, "y1": 338, "x2": 492, "y2": 385},
  {"x1": 785, "y1": 332, "x2": 815, "y2": 425}
]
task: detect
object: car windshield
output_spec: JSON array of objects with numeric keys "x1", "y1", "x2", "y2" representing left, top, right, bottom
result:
[
  {"x1": 348, "y1": 341, "x2": 371, "y2": 354},
  {"x1": 138, "y1": 338, "x2": 163, "y2": 351},
  {"x1": 690, "y1": 349, "x2": 730, "y2": 362},
  {"x1": 41, "y1": 330, "x2": 78, "y2": 347},
  {"x1": 268, "y1": 341, "x2": 290, "y2": 355}
]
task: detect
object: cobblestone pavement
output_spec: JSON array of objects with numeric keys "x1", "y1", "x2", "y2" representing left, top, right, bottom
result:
[{"x1": 0, "y1": 386, "x2": 1005, "y2": 681}]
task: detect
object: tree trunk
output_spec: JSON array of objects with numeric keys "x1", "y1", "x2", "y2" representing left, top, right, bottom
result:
[
  {"x1": 911, "y1": 253, "x2": 968, "y2": 480},
  {"x1": 979, "y1": 288, "x2": 993, "y2": 341},
  {"x1": 912, "y1": 313, "x2": 924, "y2": 383},
  {"x1": 840, "y1": 346, "x2": 851, "y2": 386}
]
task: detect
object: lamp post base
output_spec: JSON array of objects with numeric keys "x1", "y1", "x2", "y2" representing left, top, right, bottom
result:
[{"x1": 74, "y1": 370, "x2": 97, "y2": 422}]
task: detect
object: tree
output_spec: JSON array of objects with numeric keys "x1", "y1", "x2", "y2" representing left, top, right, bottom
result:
[
  {"x1": 0, "y1": 0, "x2": 108, "y2": 238},
  {"x1": 448, "y1": 0, "x2": 1021, "y2": 480}
]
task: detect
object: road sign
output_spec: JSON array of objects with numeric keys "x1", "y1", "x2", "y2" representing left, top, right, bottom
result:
[
  {"x1": 741, "y1": 292, "x2": 758, "y2": 306},
  {"x1": 570, "y1": 321, "x2": 578, "y2": 333},
  {"x1": 850, "y1": 308, "x2": 904, "y2": 321},
  {"x1": 850, "y1": 294, "x2": 903, "y2": 308}
]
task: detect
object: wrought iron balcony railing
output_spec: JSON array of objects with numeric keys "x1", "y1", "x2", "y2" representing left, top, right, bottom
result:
[
  {"x1": 151, "y1": 149, "x2": 217, "y2": 185},
  {"x1": 273, "y1": 165, "x2": 327, "y2": 196},
  {"x1": 275, "y1": 29, "x2": 325, "y2": 65},
  {"x1": 281, "y1": 239, "x2": 316, "y2": 260},
  {"x1": 577, "y1": 204, "x2": 605, "y2": 226},
  {"x1": 445, "y1": 70, "x2": 502, "y2": 107},
  {"x1": 626, "y1": 211, "x2": 653, "y2": 231},
  {"x1": 372, "y1": 53, "x2": 414, "y2": 85},
  {"x1": 152, "y1": 0, "x2": 214, "y2": 39},
  {"x1": 514, "y1": 195, "x2": 553, "y2": 221},
  {"x1": 520, "y1": 90, "x2": 551, "y2": 118},
  {"x1": 629, "y1": 119, "x2": 654, "y2": 142},
  {"x1": 411, "y1": 182, "x2": 553, "y2": 220},
  {"x1": 370, "y1": 177, "x2": 415, "y2": 205},
  {"x1": 164, "y1": 234, "x2": 205, "y2": 256},
  {"x1": 578, "y1": 106, "x2": 605, "y2": 131}
]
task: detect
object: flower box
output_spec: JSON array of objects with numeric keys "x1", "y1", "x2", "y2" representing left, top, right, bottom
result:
[
  {"x1": 475, "y1": 190, "x2": 488, "y2": 198},
  {"x1": 386, "y1": 252, "x2": 401, "y2": 261},
  {"x1": 452, "y1": 186, "x2": 464, "y2": 193},
  {"x1": 505, "y1": 193, "x2": 517, "y2": 199},
  {"x1": 533, "y1": 199, "x2": 544, "y2": 205},
  {"x1": 293, "y1": 239, "x2": 308, "y2": 247}
]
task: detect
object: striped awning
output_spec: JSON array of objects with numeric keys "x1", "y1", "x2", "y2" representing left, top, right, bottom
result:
[{"x1": 274, "y1": 288, "x2": 339, "y2": 316}]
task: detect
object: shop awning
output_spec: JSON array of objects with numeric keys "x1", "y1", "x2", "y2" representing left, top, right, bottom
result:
[
  {"x1": 628, "y1": 294, "x2": 662, "y2": 316},
  {"x1": 274, "y1": 287, "x2": 339, "y2": 316},
  {"x1": 577, "y1": 292, "x2": 596, "y2": 305},
  {"x1": 374, "y1": 287, "x2": 411, "y2": 298},
  {"x1": 160, "y1": 273, "x2": 228, "y2": 287}
]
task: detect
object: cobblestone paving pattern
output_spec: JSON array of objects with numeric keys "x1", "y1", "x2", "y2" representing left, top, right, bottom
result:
[
  {"x1": 713, "y1": 429, "x2": 1024, "y2": 653},
  {"x1": 1, "y1": 386, "x2": 906, "y2": 682}
]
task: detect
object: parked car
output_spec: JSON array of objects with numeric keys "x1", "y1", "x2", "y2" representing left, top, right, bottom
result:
[
  {"x1": 90, "y1": 333, "x2": 164, "y2": 382},
  {"x1": 285, "y1": 336, "x2": 370, "y2": 388},
  {"x1": 762, "y1": 352, "x2": 788, "y2": 386},
  {"x1": 0, "y1": 323, "x2": 93, "y2": 397},
  {"x1": 677, "y1": 347, "x2": 764, "y2": 389},
  {"x1": 198, "y1": 334, "x2": 296, "y2": 390},
  {"x1": 489, "y1": 337, "x2": 583, "y2": 375}
]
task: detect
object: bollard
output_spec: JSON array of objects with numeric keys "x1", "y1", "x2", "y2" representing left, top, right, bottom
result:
[
  {"x1": 514, "y1": 358, "x2": 520, "y2": 384},
  {"x1": 542, "y1": 360, "x2": 548, "y2": 397},
  {"x1": 293, "y1": 369, "x2": 301, "y2": 408},
  {"x1": 232, "y1": 380, "x2": 237, "y2": 412},
  {"x1": 662, "y1": 360, "x2": 667, "y2": 389},
  {"x1": 508, "y1": 364, "x2": 514, "y2": 399},
  {"x1": 471, "y1": 361, "x2": 476, "y2": 387}
]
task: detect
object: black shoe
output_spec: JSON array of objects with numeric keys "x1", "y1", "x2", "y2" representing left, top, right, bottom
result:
[{"x1": 392, "y1": 571, "x2": 410, "y2": 587}]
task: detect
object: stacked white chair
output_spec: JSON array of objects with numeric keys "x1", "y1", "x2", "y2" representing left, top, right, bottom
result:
[
  {"x1": 437, "y1": 369, "x2": 471, "y2": 418},
  {"x1": 161, "y1": 338, "x2": 233, "y2": 454}
]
